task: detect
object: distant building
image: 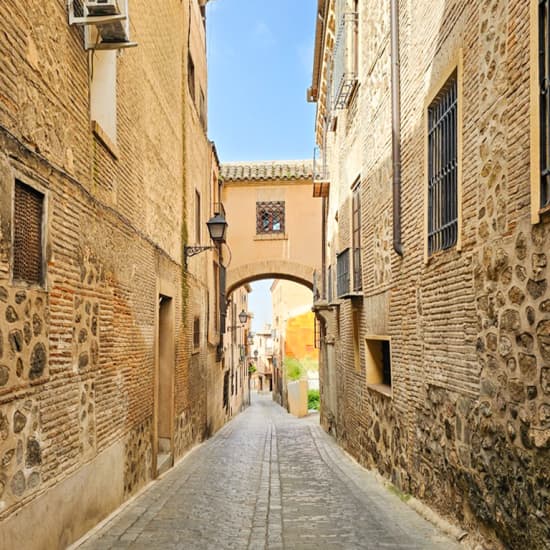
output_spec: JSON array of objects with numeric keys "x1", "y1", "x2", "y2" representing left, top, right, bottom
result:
[
  {"x1": 271, "y1": 280, "x2": 318, "y2": 406},
  {"x1": 310, "y1": 0, "x2": 550, "y2": 548}
]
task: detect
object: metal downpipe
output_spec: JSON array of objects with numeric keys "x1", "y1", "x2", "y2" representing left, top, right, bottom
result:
[{"x1": 391, "y1": 0, "x2": 403, "y2": 256}]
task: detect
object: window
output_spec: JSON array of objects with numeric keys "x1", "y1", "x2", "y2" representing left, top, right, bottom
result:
[
  {"x1": 336, "y1": 248, "x2": 350, "y2": 298},
  {"x1": 90, "y1": 51, "x2": 118, "y2": 149},
  {"x1": 199, "y1": 88, "x2": 207, "y2": 131},
  {"x1": 365, "y1": 336, "x2": 392, "y2": 390},
  {"x1": 539, "y1": 0, "x2": 550, "y2": 210},
  {"x1": 188, "y1": 54, "x2": 195, "y2": 102},
  {"x1": 195, "y1": 190, "x2": 201, "y2": 243},
  {"x1": 193, "y1": 316, "x2": 200, "y2": 349},
  {"x1": 256, "y1": 201, "x2": 285, "y2": 234},
  {"x1": 327, "y1": 265, "x2": 333, "y2": 302},
  {"x1": 427, "y1": 71, "x2": 458, "y2": 256},
  {"x1": 352, "y1": 182, "x2": 362, "y2": 291},
  {"x1": 13, "y1": 180, "x2": 44, "y2": 286},
  {"x1": 332, "y1": 0, "x2": 359, "y2": 109}
]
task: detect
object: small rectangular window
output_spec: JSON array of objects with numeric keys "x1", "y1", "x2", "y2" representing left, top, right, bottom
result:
[
  {"x1": 193, "y1": 316, "x2": 200, "y2": 349},
  {"x1": 427, "y1": 72, "x2": 458, "y2": 255},
  {"x1": 365, "y1": 336, "x2": 392, "y2": 389},
  {"x1": 195, "y1": 190, "x2": 201, "y2": 243},
  {"x1": 539, "y1": 0, "x2": 550, "y2": 209},
  {"x1": 256, "y1": 201, "x2": 285, "y2": 234},
  {"x1": 13, "y1": 180, "x2": 44, "y2": 286},
  {"x1": 188, "y1": 54, "x2": 195, "y2": 102},
  {"x1": 199, "y1": 88, "x2": 207, "y2": 131}
]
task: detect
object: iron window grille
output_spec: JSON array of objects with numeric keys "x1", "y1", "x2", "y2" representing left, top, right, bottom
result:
[
  {"x1": 13, "y1": 180, "x2": 44, "y2": 286},
  {"x1": 540, "y1": 0, "x2": 550, "y2": 209},
  {"x1": 336, "y1": 248, "x2": 351, "y2": 298},
  {"x1": 352, "y1": 184, "x2": 362, "y2": 291},
  {"x1": 256, "y1": 201, "x2": 285, "y2": 234},
  {"x1": 427, "y1": 71, "x2": 458, "y2": 256}
]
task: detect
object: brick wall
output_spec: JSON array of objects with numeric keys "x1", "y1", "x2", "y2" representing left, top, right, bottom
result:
[{"x1": 0, "y1": 1, "x2": 226, "y2": 546}]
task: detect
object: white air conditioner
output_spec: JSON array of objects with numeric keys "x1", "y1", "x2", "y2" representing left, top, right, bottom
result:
[
  {"x1": 85, "y1": 0, "x2": 121, "y2": 17},
  {"x1": 68, "y1": 0, "x2": 136, "y2": 50}
]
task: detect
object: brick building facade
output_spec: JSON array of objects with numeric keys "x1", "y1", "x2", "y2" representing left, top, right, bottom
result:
[
  {"x1": 311, "y1": 0, "x2": 550, "y2": 548},
  {"x1": 0, "y1": 1, "x2": 238, "y2": 548}
]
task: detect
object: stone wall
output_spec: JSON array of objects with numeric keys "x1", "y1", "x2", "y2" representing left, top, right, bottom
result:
[{"x1": 315, "y1": 0, "x2": 550, "y2": 547}]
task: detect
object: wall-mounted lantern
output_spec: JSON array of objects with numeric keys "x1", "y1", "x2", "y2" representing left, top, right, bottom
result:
[{"x1": 184, "y1": 213, "x2": 228, "y2": 269}]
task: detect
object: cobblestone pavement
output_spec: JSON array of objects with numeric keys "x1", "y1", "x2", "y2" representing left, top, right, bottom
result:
[{"x1": 77, "y1": 395, "x2": 461, "y2": 550}]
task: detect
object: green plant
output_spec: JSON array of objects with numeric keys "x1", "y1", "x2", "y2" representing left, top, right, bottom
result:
[
  {"x1": 284, "y1": 357, "x2": 305, "y2": 381},
  {"x1": 308, "y1": 389, "x2": 320, "y2": 411},
  {"x1": 248, "y1": 364, "x2": 257, "y2": 374}
]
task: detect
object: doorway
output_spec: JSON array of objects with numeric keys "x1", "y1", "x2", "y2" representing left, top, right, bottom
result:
[{"x1": 156, "y1": 294, "x2": 174, "y2": 475}]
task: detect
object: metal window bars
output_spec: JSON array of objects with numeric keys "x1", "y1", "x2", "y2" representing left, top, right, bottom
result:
[
  {"x1": 540, "y1": 0, "x2": 550, "y2": 209},
  {"x1": 336, "y1": 248, "x2": 351, "y2": 298},
  {"x1": 427, "y1": 72, "x2": 458, "y2": 256},
  {"x1": 256, "y1": 202, "x2": 285, "y2": 234}
]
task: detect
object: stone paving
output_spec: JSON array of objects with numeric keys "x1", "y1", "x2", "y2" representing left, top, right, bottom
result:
[{"x1": 76, "y1": 395, "x2": 461, "y2": 550}]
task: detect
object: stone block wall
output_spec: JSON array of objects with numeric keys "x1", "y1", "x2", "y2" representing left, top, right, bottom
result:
[{"x1": 317, "y1": 0, "x2": 550, "y2": 547}]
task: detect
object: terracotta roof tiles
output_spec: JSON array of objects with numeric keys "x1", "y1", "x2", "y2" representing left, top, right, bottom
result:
[{"x1": 220, "y1": 160, "x2": 313, "y2": 182}]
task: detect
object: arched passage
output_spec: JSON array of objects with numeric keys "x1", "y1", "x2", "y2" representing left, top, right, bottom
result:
[{"x1": 226, "y1": 259, "x2": 314, "y2": 296}]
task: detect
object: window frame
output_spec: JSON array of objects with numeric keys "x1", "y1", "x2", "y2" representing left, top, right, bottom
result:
[
  {"x1": 365, "y1": 335, "x2": 392, "y2": 396},
  {"x1": 531, "y1": 0, "x2": 550, "y2": 222},
  {"x1": 424, "y1": 51, "x2": 463, "y2": 262},
  {"x1": 11, "y1": 175, "x2": 48, "y2": 289},
  {"x1": 255, "y1": 201, "x2": 285, "y2": 235}
]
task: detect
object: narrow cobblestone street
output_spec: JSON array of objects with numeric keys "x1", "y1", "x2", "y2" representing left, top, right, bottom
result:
[{"x1": 76, "y1": 396, "x2": 459, "y2": 550}]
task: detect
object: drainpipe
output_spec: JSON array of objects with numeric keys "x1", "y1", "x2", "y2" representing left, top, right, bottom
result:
[{"x1": 391, "y1": 0, "x2": 403, "y2": 256}]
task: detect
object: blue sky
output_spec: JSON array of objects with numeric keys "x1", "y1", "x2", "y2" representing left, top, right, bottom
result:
[
  {"x1": 207, "y1": 0, "x2": 317, "y2": 330},
  {"x1": 206, "y1": 0, "x2": 317, "y2": 162}
]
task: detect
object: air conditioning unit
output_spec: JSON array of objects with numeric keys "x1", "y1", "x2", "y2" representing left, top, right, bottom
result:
[
  {"x1": 85, "y1": 0, "x2": 121, "y2": 17},
  {"x1": 68, "y1": 0, "x2": 136, "y2": 50}
]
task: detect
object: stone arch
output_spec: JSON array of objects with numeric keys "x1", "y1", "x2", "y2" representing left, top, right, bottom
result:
[{"x1": 226, "y1": 259, "x2": 314, "y2": 296}]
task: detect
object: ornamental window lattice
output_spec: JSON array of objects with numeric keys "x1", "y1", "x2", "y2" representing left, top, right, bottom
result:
[
  {"x1": 540, "y1": 0, "x2": 550, "y2": 209},
  {"x1": 13, "y1": 180, "x2": 44, "y2": 285},
  {"x1": 256, "y1": 201, "x2": 285, "y2": 234},
  {"x1": 427, "y1": 72, "x2": 458, "y2": 256}
]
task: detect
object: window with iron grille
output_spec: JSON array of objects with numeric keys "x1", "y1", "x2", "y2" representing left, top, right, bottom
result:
[
  {"x1": 13, "y1": 180, "x2": 44, "y2": 286},
  {"x1": 352, "y1": 183, "x2": 362, "y2": 291},
  {"x1": 336, "y1": 248, "x2": 350, "y2": 298},
  {"x1": 193, "y1": 316, "x2": 200, "y2": 349},
  {"x1": 256, "y1": 201, "x2": 285, "y2": 234},
  {"x1": 540, "y1": 0, "x2": 550, "y2": 209},
  {"x1": 427, "y1": 71, "x2": 458, "y2": 256}
]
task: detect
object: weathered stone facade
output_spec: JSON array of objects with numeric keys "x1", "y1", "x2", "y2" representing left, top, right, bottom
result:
[
  {"x1": 311, "y1": 0, "x2": 550, "y2": 548},
  {"x1": 0, "y1": 1, "x2": 232, "y2": 548}
]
